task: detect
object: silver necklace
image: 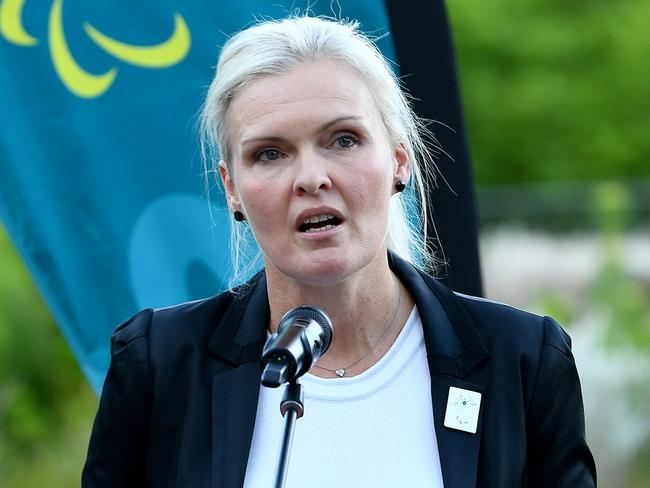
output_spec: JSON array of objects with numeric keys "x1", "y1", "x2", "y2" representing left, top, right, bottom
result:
[{"x1": 313, "y1": 281, "x2": 403, "y2": 377}]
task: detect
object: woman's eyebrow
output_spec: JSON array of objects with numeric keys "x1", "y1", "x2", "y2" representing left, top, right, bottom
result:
[
  {"x1": 240, "y1": 115, "x2": 366, "y2": 147},
  {"x1": 317, "y1": 114, "x2": 365, "y2": 132},
  {"x1": 240, "y1": 135, "x2": 286, "y2": 147}
]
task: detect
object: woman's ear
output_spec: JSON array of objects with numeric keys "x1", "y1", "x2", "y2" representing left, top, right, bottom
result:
[
  {"x1": 393, "y1": 142, "x2": 411, "y2": 189},
  {"x1": 218, "y1": 161, "x2": 241, "y2": 212}
]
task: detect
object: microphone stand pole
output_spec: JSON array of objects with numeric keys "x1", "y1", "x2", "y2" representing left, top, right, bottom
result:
[{"x1": 273, "y1": 380, "x2": 304, "y2": 488}]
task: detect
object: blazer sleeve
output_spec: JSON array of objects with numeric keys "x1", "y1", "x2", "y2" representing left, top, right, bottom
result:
[
  {"x1": 526, "y1": 316, "x2": 597, "y2": 487},
  {"x1": 82, "y1": 309, "x2": 154, "y2": 487}
]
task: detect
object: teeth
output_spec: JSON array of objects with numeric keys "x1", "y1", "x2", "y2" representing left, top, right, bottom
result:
[
  {"x1": 305, "y1": 224, "x2": 335, "y2": 233},
  {"x1": 303, "y1": 213, "x2": 336, "y2": 224}
]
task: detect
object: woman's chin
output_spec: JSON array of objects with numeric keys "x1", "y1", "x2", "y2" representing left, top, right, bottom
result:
[{"x1": 268, "y1": 251, "x2": 358, "y2": 287}]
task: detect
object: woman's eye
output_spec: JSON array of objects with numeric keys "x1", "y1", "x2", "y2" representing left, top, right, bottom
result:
[
  {"x1": 256, "y1": 148, "x2": 281, "y2": 162},
  {"x1": 335, "y1": 134, "x2": 358, "y2": 149}
]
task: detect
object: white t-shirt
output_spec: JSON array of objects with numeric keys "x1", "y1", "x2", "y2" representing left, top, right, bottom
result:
[{"x1": 244, "y1": 307, "x2": 445, "y2": 488}]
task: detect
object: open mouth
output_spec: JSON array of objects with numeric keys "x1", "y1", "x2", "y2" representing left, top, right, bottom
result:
[{"x1": 298, "y1": 213, "x2": 343, "y2": 233}]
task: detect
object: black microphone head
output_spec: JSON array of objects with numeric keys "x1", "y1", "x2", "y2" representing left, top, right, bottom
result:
[{"x1": 279, "y1": 305, "x2": 334, "y2": 355}]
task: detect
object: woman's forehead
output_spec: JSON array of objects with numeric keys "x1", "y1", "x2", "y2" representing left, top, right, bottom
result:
[{"x1": 227, "y1": 60, "x2": 383, "y2": 141}]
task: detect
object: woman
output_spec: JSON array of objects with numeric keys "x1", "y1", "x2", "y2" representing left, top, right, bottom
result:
[{"x1": 83, "y1": 16, "x2": 596, "y2": 487}]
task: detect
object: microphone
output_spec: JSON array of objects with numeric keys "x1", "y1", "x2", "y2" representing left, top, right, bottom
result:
[{"x1": 261, "y1": 306, "x2": 334, "y2": 387}]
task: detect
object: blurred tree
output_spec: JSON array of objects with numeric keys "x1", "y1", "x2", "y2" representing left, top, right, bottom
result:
[
  {"x1": 533, "y1": 182, "x2": 650, "y2": 486},
  {"x1": 448, "y1": 0, "x2": 650, "y2": 185},
  {"x1": 591, "y1": 182, "x2": 650, "y2": 351},
  {"x1": 0, "y1": 226, "x2": 97, "y2": 486}
]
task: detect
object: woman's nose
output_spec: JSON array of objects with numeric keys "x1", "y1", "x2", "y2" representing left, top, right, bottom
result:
[{"x1": 292, "y1": 152, "x2": 332, "y2": 195}]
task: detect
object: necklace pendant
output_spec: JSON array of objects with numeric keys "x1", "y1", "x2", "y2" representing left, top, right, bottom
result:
[{"x1": 335, "y1": 369, "x2": 346, "y2": 377}]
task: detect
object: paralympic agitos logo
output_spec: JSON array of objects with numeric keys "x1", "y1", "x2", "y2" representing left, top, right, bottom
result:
[{"x1": 0, "y1": 0, "x2": 191, "y2": 98}]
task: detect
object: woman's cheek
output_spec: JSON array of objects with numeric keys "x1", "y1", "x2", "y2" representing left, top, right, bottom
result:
[
  {"x1": 242, "y1": 182, "x2": 284, "y2": 224},
  {"x1": 346, "y1": 168, "x2": 390, "y2": 209}
]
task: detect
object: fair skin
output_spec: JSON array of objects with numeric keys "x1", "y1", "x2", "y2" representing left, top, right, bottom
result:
[{"x1": 220, "y1": 59, "x2": 413, "y2": 377}]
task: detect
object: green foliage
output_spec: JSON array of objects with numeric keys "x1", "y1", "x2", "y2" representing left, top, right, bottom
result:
[
  {"x1": 533, "y1": 182, "x2": 650, "y2": 486},
  {"x1": 628, "y1": 439, "x2": 650, "y2": 488},
  {"x1": 593, "y1": 181, "x2": 632, "y2": 236},
  {"x1": 0, "y1": 226, "x2": 98, "y2": 486},
  {"x1": 533, "y1": 291, "x2": 575, "y2": 325},
  {"x1": 591, "y1": 182, "x2": 650, "y2": 351},
  {"x1": 532, "y1": 184, "x2": 650, "y2": 350},
  {"x1": 447, "y1": 0, "x2": 650, "y2": 184}
]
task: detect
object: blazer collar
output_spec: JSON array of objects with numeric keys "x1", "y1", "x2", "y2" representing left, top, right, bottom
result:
[
  {"x1": 207, "y1": 253, "x2": 491, "y2": 488},
  {"x1": 388, "y1": 252, "x2": 490, "y2": 377},
  {"x1": 390, "y1": 252, "x2": 490, "y2": 488},
  {"x1": 207, "y1": 272, "x2": 269, "y2": 364},
  {"x1": 207, "y1": 273, "x2": 269, "y2": 488},
  {"x1": 207, "y1": 253, "x2": 490, "y2": 374}
]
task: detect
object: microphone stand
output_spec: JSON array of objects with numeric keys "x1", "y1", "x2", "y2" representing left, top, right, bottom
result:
[{"x1": 273, "y1": 379, "x2": 304, "y2": 488}]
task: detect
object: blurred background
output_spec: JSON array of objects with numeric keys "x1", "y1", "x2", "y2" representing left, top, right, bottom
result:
[{"x1": 1, "y1": 0, "x2": 648, "y2": 485}]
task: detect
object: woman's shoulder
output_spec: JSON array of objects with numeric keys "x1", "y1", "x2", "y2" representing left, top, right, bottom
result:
[
  {"x1": 110, "y1": 291, "x2": 230, "y2": 343},
  {"x1": 449, "y1": 290, "x2": 573, "y2": 360},
  {"x1": 436, "y1": 293, "x2": 574, "y2": 376},
  {"x1": 396, "y1": 256, "x2": 572, "y2": 356},
  {"x1": 112, "y1": 274, "x2": 262, "y2": 340},
  {"x1": 109, "y1": 273, "x2": 266, "y2": 372}
]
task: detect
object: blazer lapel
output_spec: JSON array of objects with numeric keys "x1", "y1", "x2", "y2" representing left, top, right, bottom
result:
[
  {"x1": 207, "y1": 256, "x2": 491, "y2": 487},
  {"x1": 211, "y1": 364, "x2": 263, "y2": 487},
  {"x1": 208, "y1": 275, "x2": 269, "y2": 488},
  {"x1": 390, "y1": 253, "x2": 490, "y2": 488},
  {"x1": 430, "y1": 376, "x2": 487, "y2": 488}
]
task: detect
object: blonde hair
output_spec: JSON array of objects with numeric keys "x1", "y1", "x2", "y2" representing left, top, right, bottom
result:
[{"x1": 200, "y1": 15, "x2": 438, "y2": 286}]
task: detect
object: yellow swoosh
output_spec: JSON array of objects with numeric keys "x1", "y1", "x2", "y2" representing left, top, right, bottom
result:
[
  {"x1": 48, "y1": 0, "x2": 116, "y2": 99},
  {"x1": 83, "y1": 13, "x2": 190, "y2": 68},
  {"x1": 0, "y1": 0, "x2": 38, "y2": 46}
]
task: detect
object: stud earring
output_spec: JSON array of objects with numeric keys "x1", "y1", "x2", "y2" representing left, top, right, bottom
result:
[
  {"x1": 233, "y1": 210, "x2": 246, "y2": 222},
  {"x1": 395, "y1": 180, "x2": 406, "y2": 193}
]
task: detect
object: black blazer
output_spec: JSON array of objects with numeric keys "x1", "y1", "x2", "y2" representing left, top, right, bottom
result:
[{"x1": 83, "y1": 254, "x2": 596, "y2": 487}]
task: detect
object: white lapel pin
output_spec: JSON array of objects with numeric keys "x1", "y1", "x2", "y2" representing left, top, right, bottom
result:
[{"x1": 444, "y1": 386, "x2": 482, "y2": 434}]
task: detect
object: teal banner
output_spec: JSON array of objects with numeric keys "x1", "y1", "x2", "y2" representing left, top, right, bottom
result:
[{"x1": 0, "y1": 0, "x2": 395, "y2": 392}]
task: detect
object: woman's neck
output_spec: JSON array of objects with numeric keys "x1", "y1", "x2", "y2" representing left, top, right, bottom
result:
[{"x1": 264, "y1": 252, "x2": 413, "y2": 376}]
